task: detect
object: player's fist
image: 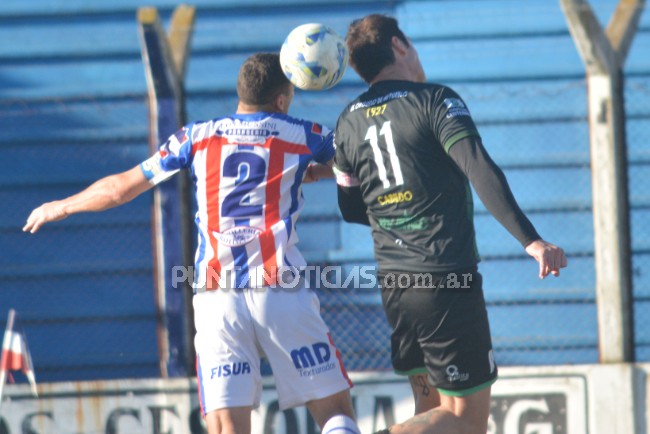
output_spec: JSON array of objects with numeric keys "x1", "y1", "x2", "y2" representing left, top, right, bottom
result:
[
  {"x1": 23, "y1": 201, "x2": 67, "y2": 234},
  {"x1": 525, "y1": 239, "x2": 568, "y2": 279}
]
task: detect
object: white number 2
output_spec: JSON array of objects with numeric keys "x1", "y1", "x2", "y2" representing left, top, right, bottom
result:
[{"x1": 364, "y1": 121, "x2": 404, "y2": 188}]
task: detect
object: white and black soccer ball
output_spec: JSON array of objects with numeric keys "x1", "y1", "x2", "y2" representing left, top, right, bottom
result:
[{"x1": 280, "y1": 23, "x2": 349, "y2": 91}]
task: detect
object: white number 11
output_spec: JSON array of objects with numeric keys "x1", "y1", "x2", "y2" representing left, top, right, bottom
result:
[{"x1": 364, "y1": 121, "x2": 404, "y2": 188}]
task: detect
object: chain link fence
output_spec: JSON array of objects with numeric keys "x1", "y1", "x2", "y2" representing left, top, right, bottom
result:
[
  {"x1": 1, "y1": 0, "x2": 648, "y2": 382},
  {"x1": 627, "y1": 76, "x2": 650, "y2": 360}
]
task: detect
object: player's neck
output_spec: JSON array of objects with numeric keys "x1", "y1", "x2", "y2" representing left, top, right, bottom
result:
[
  {"x1": 236, "y1": 102, "x2": 278, "y2": 114},
  {"x1": 370, "y1": 64, "x2": 418, "y2": 85}
]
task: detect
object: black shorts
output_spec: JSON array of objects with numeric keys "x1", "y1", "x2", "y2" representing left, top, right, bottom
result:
[{"x1": 379, "y1": 268, "x2": 498, "y2": 395}]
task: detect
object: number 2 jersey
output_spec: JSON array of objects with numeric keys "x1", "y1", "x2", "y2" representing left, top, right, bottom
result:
[
  {"x1": 140, "y1": 112, "x2": 334, "y2": 290},
  {"x1": 334, "y1": 80, "x2": 484, "y2": 273}
]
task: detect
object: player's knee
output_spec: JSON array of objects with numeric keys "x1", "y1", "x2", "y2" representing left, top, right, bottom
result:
[
  {"x1": 455, "y1": 407, "x2": 490, "y2": 434},
  {"x1": 307, "y1": 389, "x2": 356, "y2": 426},
  {"x1": 321, "y1": 414, "x2": 361, "y2": 434}
]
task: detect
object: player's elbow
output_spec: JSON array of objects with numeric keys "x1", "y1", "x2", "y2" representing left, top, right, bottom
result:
[
  {"x1": 339, "y1": 208, "x2": 370, "y2": 226},
  {"x1": 105, "y1": 175, "x2": 132, "y2": 206},
  {"x1": 337, "y1": 187, "x2": 370, "y2": 226}
]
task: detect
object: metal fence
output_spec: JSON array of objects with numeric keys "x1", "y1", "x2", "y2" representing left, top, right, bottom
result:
[{"x1": 1, "y1": 0, "x2": 649, "y2": 382}]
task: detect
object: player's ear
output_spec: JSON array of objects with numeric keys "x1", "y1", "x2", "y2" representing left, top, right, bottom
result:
[
  {"x1": 392, "y1": 36, "x2": 408, "y2": 56},
  {"x1": 273, "y1": 93, "x2": 287, "y2": 113},
  {"x1": 274, "y1": 85, "x2": 294, "y2": 114}
]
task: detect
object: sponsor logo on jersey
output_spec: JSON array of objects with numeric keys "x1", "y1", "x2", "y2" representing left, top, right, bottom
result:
[
  {"x1": 210, "y1": 361, "x2": 252, "y2": 379},
  {"x1": 349, "y1": 91, "x2": 408, "y2": 112},
  {"x1": 140, "y1": 153, "x2": 165, "y2": 181},
  {"x1": 443, "y1": 98, "x2": 471, "y2": 118},
  {"x1": 290, "y1": 342, "x2": 336, "y2": 377},
  {"x1": 215, "y1": 226, "x2": 262, "y2": 247},
  {"x1": 377, "y1": 216, "x2": 429, "y2": 230},
  {"x1": 216, "y1": 128, "x2": 280, "y2": 145},
  {"x1": 215, "y1": 120, "x2": 282, "y2": 145},
  {"x1": 377, "y1": 190, "x2": 413, "y2": 206}
]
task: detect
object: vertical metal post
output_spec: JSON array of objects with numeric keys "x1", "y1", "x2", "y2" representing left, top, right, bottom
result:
[
  {"x1": 137, "y1": 4, "x2": 196, "y2": 377},
  {"x1": 560, "y1": 0, "x2": 644, "y2": 363}
]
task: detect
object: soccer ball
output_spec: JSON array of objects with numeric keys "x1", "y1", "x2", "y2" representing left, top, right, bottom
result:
[{"x1": 280, "y1": 23, "x2": 349, "y2": 91}]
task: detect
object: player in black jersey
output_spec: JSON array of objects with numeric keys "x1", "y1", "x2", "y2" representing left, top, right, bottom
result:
[{"x1": 334, "y1": 14, "x2": 568, "y2": 434}]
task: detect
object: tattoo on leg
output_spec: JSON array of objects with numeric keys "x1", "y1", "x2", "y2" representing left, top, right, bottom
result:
[{"x1": 414, "y1": 375, "x2": 430, "y2": 397}]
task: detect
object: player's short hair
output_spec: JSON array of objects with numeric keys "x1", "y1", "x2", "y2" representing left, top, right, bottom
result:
[
  {"x1": 237, "y1": 53, "x2": 291, "y2": 105},
  {"x1": 346, "y1": 14, "x2": 410, "y2": 83}
]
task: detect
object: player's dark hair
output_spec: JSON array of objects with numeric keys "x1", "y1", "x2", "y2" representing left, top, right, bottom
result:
[
  {"x1": 346, "y1": 14, "x2": 409, "y2": 83},
  {"x1": 237, "y1": 53, "x2": 291, "y2": 105}
]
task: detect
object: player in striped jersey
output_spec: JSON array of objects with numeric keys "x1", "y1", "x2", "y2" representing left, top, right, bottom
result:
[{"x1": 23, "y1": 53, "x2": 360, "y2": 434}]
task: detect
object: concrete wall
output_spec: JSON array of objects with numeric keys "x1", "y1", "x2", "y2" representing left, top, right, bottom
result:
[{"x1": 0, "y1": 364, "x2": 647, "y2": 433}]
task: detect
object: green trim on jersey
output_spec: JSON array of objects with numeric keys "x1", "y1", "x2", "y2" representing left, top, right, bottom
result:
[
  {"x1": 443, "y1": 130, "x2": 480, "y2": 153},
  {"x1": 465, "y1": 181, "x2": 481, "y2": 261},
  {"x1": 438, "y1": 376, "x2": 497, "y2": 397}
]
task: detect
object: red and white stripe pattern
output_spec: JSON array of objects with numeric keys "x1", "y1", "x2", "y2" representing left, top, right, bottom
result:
[
  {"x1": 142, "y1": 113, "x2": 334, "y2": 291},
  {"x1": 0, "y1": 310, "x2": 37, "y2": 400}
]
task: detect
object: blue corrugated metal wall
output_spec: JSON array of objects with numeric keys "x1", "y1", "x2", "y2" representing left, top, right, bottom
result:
[{"x1": 1, "y1": 0, "x2": 648, "y2": 380}]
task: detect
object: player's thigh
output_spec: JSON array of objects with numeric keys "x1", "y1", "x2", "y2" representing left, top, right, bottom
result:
[
  {"x1": 204, "y1": 406, "x2": 252, "y2": 434},
  {"x1": 248, "y1": 284, "x2": 352, "y2": 410},
  {"x1": 194, "y1": 291, "x2": 262, "y2": 413},
  {"x1": 439, "y1": 386, "x2": 492, "y2": 434},
  {"x1": 401, "y1": 272, "x2": 496, "y2": 392}
]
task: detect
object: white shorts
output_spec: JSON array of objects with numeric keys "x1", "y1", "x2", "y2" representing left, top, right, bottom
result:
[{"x1": 194, "y1": 283, "x2": 352, "y2": 415}]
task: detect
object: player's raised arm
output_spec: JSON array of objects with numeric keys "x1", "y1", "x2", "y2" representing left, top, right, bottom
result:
[
  {"x1": 447, "y1": 135, "x2": 567, "y2": 278},
  {"x1": 23, "y1": 166, "x2": 153, "y2": 234}
]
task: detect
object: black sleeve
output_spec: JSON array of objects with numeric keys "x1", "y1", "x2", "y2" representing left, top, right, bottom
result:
[
  {"x1": 337, "y1": 185, "x2": 370, "y2": 226},
  {"x1": 448, "y1": 136, "x2": 541, "y2": 247}
]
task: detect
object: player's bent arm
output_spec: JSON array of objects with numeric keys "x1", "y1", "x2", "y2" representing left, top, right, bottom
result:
[
  {"x1": 333, "y1": 165, "x2": 369, "y2": 226},
  {"x1": 448, "y1": 136, "x2": 567, "y2": 278},
  {"x1": 448, "y1": 136, "x2": 540, "y2": 247},
  {"x1": 337, "y1": 186, "x2": 370, "y2": 226},
  {"x1": 304, "y1": 159, "x2": 335, "y2": 183},
  {"x1": 23, "y1": 166, "x2": 153, "y2": 234}
]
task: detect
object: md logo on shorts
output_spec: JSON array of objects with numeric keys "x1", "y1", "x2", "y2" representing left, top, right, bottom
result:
[
  {"x1": 290, "y1": 342, "x2": 336, "y2": 377},
  {"x1": 211, "y1": 361, "x2": 252, "y2": 379}
]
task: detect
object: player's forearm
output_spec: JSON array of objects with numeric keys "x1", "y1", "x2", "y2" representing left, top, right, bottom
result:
[
  {"x1": 337, "y1": 185, "x2": 370, "y2": 226},
  {"x1": 64, "y1": 167, "x2": 152, "y2": 215},
  {"x1": 473, "y1": 168, "x2": 540, "y2": 247},
  {"x1": 24, "y1": 166, "x2": 151, "y2": 234},
  {"x1": 61, "y1": 175, "x2": 128, "y2": 215}
]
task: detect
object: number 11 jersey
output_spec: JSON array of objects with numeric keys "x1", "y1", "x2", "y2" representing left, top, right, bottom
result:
[{"x1": 334, "y1": 80, "x2": 482, "y2": 273}]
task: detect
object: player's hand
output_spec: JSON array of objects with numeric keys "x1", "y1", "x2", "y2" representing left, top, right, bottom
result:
[
  {"x1": 303, "y1": 163, "x2": 334, "y2": 183},
  {"x1": 303, "y1": 164, "x2": 319, "y2": 183},
  {"x1": 525, "y1": 239, "x2": 568, "y2": 279},
  {"x1": 23, "y1": 201, "x2": 68, "y2": 234}
]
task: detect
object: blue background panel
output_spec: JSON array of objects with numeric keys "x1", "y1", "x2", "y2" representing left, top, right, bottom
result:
[{"x1": 1, "y1": 0, "x2": 648, "y2": 381}]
